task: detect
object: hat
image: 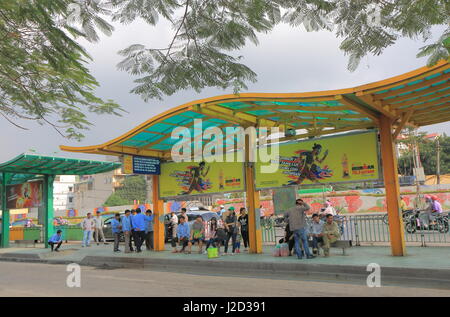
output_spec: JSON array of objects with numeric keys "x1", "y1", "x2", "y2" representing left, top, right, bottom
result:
[
  {"x1": 228, "y1": 206, "x2": 235, "y2": 211},
  {"x1": 431, "y1": 195, "x2": 438, "y2": 201},
  {"x1": 220, "y1": 205, "x2": 224, "y2": 208}
]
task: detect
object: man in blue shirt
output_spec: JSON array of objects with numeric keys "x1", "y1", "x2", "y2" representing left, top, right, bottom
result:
[
  {"x1": 144, "y1": 209, "x2": 155, "y2": 251},
  {"x1": 174, "y1": 216, "x2": 190, "y2": 253},
  {"x1": 122, "y1": 210, "x2": 132, "y2": 253},
  {"x1": 48, "y1": 230, "x2": 63, "y2": 252},
  {"x1": 111, "y1": 213, "x2": 122, "y2": 253},
  {"x1": 132, "y1": 208, "x2": 153, "y2": 253}
]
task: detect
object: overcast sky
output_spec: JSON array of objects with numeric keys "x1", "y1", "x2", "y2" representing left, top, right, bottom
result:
[{"x1": 0, "y1": 20, "x2": 448, "y2": 163}]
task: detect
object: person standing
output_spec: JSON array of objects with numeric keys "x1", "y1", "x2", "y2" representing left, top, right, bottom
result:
[
  {"x1": 322, "y1": 214, "x2": 341, "y2": 257},
  {"x1": 224, "y1": 207, "x2": 238, "y2": 255},
  {"x1": 131, "y1": 208, "x2": 151, "y2": 253},
  {"x1": 259, "y1": 205, "x2": 265, "y2": 220},
  {"x1": 93, "y1": 211, "x2": 108, "y2": 245},
  {"x1": 238, "y1": 208, "x2": 249, "y2": 251},
  {"x1": 284, "y1": 198, "x2": 315, "y2": 259},
  {"x1": 111, "y1": 213, "x2": 122, "y2": 252},
  {"x1": 180, "y1": 208, "x2": 187, "y2": 222},
  {"x1": 218, "y1": 205, "x2": 225, "y2": 217},
  {"x1": 48, "y1": 230, "x2": 63, "y2": 252},
  {"x1": 122, "y1": 210, "x2": 132, "y2": 253},
  {"x1": 205, "y1": 217, "x2": 218, "y2": 250},
  {"x1": 81, "y1": 213, "x2": 95, "y2": 247},
  {"x1": 130, "y1": 209, "x2": 137, "y2": 250},
  {"x1": 144, "y1": 209, "x2": 154, "y2": 251},
  {"x1": 170, "y1": 211, "x2": 178, "y2": 243}
]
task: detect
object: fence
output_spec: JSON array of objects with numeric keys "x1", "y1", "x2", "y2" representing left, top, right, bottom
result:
[{"x1": 261, "y1": 213, "x2": 450, "y2": 246}]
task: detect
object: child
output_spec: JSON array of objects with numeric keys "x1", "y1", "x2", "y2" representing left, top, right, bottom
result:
[{"x1": 234, "y1": 224, "x2": 242, "y2": 254}]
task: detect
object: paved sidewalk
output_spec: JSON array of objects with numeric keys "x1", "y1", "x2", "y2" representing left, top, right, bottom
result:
[{"x1": 1, "y1": 242, "x2": 449, "y2": 269}]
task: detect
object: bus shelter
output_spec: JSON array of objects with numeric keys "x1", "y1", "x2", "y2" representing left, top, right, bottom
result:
[
  {"x1": 61, "y1": 61, "x2": 450, "y2": 256},
  {"x1": 0, "y1": 153, "x2": 121, "y2": 248}
]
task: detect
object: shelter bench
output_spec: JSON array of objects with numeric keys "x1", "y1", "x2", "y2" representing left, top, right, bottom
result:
[
  {"x1": 308, "y1": 239, "x2": 352, "y2": 256},
  {"x1": 14, "y1": 240, "x2": 37, "y2": 248}
]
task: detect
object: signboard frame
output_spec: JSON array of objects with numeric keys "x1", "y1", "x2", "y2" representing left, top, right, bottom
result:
[
  {"x1": 254, "y1": 130, "x2": 382, "y2": 190},
  {"x1": 158, "y1": 160, "x2": 246, "y2": 200}
]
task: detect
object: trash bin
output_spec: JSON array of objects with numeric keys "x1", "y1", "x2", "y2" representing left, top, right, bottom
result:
[
  {"x1": 66, "y1": 226, "x2": 83, "y2": 241},
  {"x1": 23, "y1": 227, "x2": 41, "y2": 241},
  {"x1": 9, "y1": 227, "x2": 24, "y2": 241}
]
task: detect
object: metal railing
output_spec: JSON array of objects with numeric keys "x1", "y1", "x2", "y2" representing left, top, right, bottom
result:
[{"x1": 261, "y1": 213, "x2": 450, "y2": 246}]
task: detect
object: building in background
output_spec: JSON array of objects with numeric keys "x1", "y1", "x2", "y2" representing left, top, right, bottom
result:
[{"x1": 53, "y1": 175, "x2": 77, "y2": 216}]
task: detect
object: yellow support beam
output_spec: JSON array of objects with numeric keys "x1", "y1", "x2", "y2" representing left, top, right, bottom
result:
[
  {"x1": 354, "y1": 60, "x2": 449, "y2": 95},
  {"x1": 390, "y1": 90, "x2": 449, "y2": 109},
  {"x1": 152, "y1": 175, "x2": 165, "y2": 251},
  {"x1": 245, "y1": 134, "x2": 262, "y2": 254},
  {"x1": 373, "y1": 73, "x2": 450, "y2": 100},
  {"x1": 335, "y1": 95, "x2": 381, "y2": 124},
  {"x1": 380, "y1": 84, "x2": 448, "y2": 106},
  {"x1": 379, "y1": 115, "x2": 406, "y2": 256},
  {"x1": 355, "y1": 95, "x2": 397, "y2": 119},
  {"x1": 393, "y1": 109, "x2": 414, "y2": 139}
]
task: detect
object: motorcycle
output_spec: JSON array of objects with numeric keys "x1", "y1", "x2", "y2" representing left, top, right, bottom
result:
[
  {"x1": 404, "y1": 209, "x2": 449, "y2": 234},
  {"x1": 382, "y1": 209, "x2": 414, "y2": 225}
]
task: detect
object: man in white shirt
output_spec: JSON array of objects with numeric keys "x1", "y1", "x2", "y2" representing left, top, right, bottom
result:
[
  {"x1": 81, "y1": 213, "x2": 95, "y2": 247},
  {"x1": 93, "y1": 211, "x2": 108, "y2": 245},
  {"x1": 260, "y1": 205, "x2": 265, "y2": 219},
  {"x1": 170, "y1": 211, "x2": 178, "y2": 242}
]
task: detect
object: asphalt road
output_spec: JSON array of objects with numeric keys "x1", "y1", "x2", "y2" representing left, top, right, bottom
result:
[{"x1": 1, "y1": 262, "x2": 449, "y2": 297}]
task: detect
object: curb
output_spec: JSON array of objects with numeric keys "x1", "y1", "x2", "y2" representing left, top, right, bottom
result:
[{"x1": 2, "y1": 253, "x2": 450, "y2": 289}]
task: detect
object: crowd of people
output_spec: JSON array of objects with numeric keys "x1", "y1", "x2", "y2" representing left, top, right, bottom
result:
[{"x1": 46, "y1": 199, "x2": 343, "y2": 258}]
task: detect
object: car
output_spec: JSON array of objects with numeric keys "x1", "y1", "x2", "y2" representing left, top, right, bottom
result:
[{"x1": 101, "y1": 216, "x2": 125, "y2": 242}]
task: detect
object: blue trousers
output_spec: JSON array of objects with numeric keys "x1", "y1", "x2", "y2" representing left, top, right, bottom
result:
[
  {"x1": 82, "y1": 230, "x2": 91, "y2": 247},
  {"x1": 293, "y1": 228, "x2": 311, "y2": 258}
]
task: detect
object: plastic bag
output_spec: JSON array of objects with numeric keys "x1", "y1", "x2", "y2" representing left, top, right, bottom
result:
[
  {"x1": 279, "y1": 243, "x2": 289, "y2": 257},
  {"x1": 272, "y1": 244, "x2": 281, "y2": 257},
  {"x1": 207, "y1": 247, "x2": 219, "y2": 259}
]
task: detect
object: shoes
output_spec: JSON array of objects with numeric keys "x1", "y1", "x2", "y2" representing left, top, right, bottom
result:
[
  {"x1": 104, "y1": 243, "x2": 109, "y2": 245},
  {"x1": 307, "y1": 255, "x2": 316, "y2": 259},
  {"x1": 312, "y1": 248, "x2": 318, "y2": 256},
  {"x1": 55, "y1": 249, "x2": 59, "y2": 252},
  {"x1": 97, "y1": 243, "x2": 100, "y2": 246}
]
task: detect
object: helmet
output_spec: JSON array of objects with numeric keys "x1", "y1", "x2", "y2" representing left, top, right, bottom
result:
[{"x1": 228, "y1": 206, "x2": 235, "y2": 211}]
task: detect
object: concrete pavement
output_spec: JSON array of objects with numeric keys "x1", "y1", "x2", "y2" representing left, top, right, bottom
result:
[{"x1": 1, "y1": 261, "x2": 449, "y2": 297}]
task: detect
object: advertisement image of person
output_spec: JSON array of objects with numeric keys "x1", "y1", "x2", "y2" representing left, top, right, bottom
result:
[
  {"x1": 182, "y1": 161, "x2": 210, "y2": 195},
  {"x1": 289, "y1": 143, "x2": 329, "y2": 185}
]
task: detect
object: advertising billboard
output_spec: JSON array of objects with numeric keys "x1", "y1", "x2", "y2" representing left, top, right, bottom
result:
[
  {"x1": 159, "y1": 161, "x2": 245, "y2": 198},
  {"x1": 255, "y1": 131, "x2": 380, "y2": 189},
  {"x1": 7, "y1": 181, "x2": 43, "y2": 209}
]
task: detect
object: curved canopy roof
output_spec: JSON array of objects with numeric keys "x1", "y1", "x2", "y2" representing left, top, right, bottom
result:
[
  {"x1": 0, "y1": 153, "x2": 121, "y2": 176},
  {"x1": 61, "y1": 61, "x2": 449, "y2": 160}
]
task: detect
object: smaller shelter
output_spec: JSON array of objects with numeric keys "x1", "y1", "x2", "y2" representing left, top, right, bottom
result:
[{"x1": 0, "y1": 153, "x2": 121, "y2": 248}]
